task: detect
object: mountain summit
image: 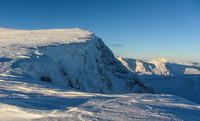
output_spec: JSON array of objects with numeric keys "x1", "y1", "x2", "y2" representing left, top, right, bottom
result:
[{"x1": 0, "y1": 28, "x2": 154, "y2": 93}]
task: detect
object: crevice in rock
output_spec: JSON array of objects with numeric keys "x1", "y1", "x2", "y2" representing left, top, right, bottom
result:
[
  {"x1": 61, "y1": 69, "x2": 68, "y2": 76},
  {"x1": 67, "y1": 78, "x2": 74, "y2": 88}
]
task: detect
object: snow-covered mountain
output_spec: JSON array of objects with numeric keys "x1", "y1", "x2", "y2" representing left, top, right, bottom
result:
[
  {"x1": 0, "y1": 28, "x2": 200, "y2": 120},
  {"x1": 0, "y1": 27, "x2": 154, "y2": 94},
  {"x1": 116, "y1": 57, "x2": 200, "y2": 76},
  {"x1": 117, "y1": 57, "x2": 200, "y2": 104}
]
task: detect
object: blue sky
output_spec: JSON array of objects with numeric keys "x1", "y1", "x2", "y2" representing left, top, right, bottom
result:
[{"x1": 0, "y1": 0, "x2": 200, "y2": 62}]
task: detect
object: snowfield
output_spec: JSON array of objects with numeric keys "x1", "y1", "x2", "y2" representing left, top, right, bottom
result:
[
  {"x1": 1, "y1": 77, "x2": 200, "y2": 121},
  {"x1": 0, "y1": 27, "x2": 200, "y2": 120}
]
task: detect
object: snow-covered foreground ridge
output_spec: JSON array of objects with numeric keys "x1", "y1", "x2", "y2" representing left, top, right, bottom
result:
[
  {"x1": 0, "y1": 27, "x2": 153, "y2": 93},
  {"x1": 0, "y1": 79, "x2": 200, "y2": 121},
  {"x1": 117, "y1": 57, "x2": 200, "y2": 104}
]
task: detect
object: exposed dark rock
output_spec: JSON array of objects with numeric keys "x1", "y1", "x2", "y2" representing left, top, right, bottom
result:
[
  {"x1": 67, "y1": 78, "x2": 74, "y2": 88},
  {"x1": 61, "y1": 69, "x2": 68, "y2": 76},
  {"x1": 40, "y1": 77, "x2": 52, "y2": 82}
]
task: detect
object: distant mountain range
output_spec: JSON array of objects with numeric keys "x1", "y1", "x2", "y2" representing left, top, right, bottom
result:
[{"x1": 117, "y1": 57, "x2": 200, "y2": 104}]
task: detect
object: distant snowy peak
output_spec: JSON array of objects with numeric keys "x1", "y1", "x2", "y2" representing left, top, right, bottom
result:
[
  {"x1": 117, "y1": 57, "x2": 200, "y2": 76},
  {"x1": 0, "y1": 27, "x2": 17, "y2": 31},
  {"x1": 117, "y1": 57, "x2": 200, "y2": 104},
  {"x1": 148, "y1": 58, "x2": 198, "y2": 66},
  {"x1": 0, "y1": 28, "x2": 154, "y2": 93}
]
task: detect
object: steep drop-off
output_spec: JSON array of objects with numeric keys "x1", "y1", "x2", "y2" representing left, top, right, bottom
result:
[{"x1": 0, "y1": 28, "x2": 154, "y2": 93}]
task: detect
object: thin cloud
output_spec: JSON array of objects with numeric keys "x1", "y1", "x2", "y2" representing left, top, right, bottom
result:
[{"x1": 112, "y1": 44, "x2": 124, "y2": 47}]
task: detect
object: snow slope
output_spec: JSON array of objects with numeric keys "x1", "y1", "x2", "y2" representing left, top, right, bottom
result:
[
  {"x1": 0, "y1": 77, "x2": 200, "y2": 121},
  {"x1": 0, "y1": 27, "x2": 200, "y2": 120},
  {"x1": 117, "y1": 57, "x2": 200, "y2": 104},
  {"x1": 0, "y1": 27, "x2": 153, "y2": 94}
]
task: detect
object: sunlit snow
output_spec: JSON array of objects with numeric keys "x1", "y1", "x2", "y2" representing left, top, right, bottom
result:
[{"x1": 0, "y1": 28, "x2": 199, "y2": 121}]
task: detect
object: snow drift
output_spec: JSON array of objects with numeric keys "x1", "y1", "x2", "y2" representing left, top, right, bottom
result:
[
  {"x1": 0, "y1": 27, "x2": 153, "y2": 93},
  {"x1": 1, "y1": 78, "x2": 200, "y2": 121}
]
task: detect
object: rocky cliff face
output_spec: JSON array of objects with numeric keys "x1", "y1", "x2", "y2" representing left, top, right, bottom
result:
[{"x1": 0, "y1": 28, "x2": 154, "y2": 93}]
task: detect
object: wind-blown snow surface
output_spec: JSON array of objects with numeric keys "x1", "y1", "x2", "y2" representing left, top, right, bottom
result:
[
  {"x1": 1, "y1": 79, "x2": 200, "y2": 121},
  {"x1": 0, "y1": 28, "x2": 200, "y2": 120},
  {"x1": 117, "y1": 57, "x2": 200, "y2": 104}
]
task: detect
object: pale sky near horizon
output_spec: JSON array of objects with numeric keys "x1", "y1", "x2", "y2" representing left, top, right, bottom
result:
[{"x1": 0, "y1": 0, "x2": 200, "y2": 62}]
